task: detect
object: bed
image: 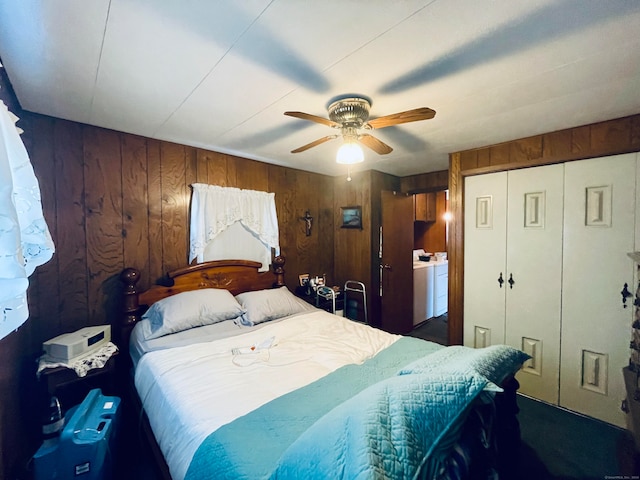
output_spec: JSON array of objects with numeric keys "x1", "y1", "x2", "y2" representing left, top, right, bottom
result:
[{"x1": 119, "y1": 256, "x2": 527, "y2": 480}]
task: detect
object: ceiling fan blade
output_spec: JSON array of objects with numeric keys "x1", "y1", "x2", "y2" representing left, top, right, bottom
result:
[
  {"x1": 291, "y1": 135, "x2": 338, "y2": 153},
  {"x1": 284, "y1": 111, "x2": 340, "y2": 128},
  {"x1": 366, "y1": 107, "x2": 436, "y2": 129},
  {"x1": 358, "y1": 134, "x2": 393, "y2": 155}
]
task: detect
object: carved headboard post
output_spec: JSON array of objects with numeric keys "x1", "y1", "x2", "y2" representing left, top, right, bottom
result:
[
  {"x1": 115, "y1": 267, "x2": 142, "y2": 373},
  {"x1": 119, "y1": 268, "x2": 142, "y2": 348},
  {"x1": 121, "y1": 268, "x2": 141, "y2": 324},
  {"x1": 273, "y1": 255, "x2": 285, "y2": 288}
]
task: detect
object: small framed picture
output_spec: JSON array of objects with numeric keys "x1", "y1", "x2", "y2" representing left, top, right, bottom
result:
[
  {"x1": 340, "y1": 206, "x2": 362, "y2": 229},
  {"x1": 299, "y1": 273, "x2": 310, "y2": 286}
]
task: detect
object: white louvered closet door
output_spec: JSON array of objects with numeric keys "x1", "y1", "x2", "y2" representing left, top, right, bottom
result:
[
  {"x1": 463, "y1": 172, "x2": 508, "y2": 348},
  {"x1": 504, "y1": 164, "x2": 564, "y2": 404},
  {"x1": 464, "y1": 165, "x2": 564, "y2": 403},
  {"x1": 560, "y1": 153, "x2": 638, "y2": 428}
]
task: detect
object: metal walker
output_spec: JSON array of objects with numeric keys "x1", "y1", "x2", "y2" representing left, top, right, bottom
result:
[{"x1": 343, "y1": 280, "x2": 368, "y2": 324}]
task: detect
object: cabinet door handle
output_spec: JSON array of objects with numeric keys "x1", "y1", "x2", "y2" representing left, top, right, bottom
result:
[
  {"x1": 498, "y1": 273, "x2": 504, "y2": 288},
  {"x1": 508, "y1": 273, "x2": 515, "y2": 289},
  {"x1": 621, "y1": 283, "x2": 632, "y2": 308}
]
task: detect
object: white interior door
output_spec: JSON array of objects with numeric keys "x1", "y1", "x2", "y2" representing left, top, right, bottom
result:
[
  {"x1": 560, "y1": 153, "x2": 638, "y2": 427},
  {"x1": 504, "y1": 164, "x2": 564, "y2": 404},
  {"x1": 464, "y1": 172, "x2": 508, "y2": 347}
]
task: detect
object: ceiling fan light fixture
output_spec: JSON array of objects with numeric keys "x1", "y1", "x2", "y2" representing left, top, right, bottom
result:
[
  {"x1": 286, "y1": 95, "x2": 434, "y2": 158},
  {"x1": 328, "y1": 98, "x2": 371, "y2": 127},
  {"x1": 336, "y1": 140, "x2": 364, "y2": 164}
]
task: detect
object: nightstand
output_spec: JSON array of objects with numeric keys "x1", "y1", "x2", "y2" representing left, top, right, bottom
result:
[{"x1": 38, "y1": 351, "x2": 119, "y2": 412}]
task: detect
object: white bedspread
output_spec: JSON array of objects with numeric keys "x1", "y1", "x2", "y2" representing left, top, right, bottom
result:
[{"x1": 134, "y1": 310, "x2": 400, "y2": 480}]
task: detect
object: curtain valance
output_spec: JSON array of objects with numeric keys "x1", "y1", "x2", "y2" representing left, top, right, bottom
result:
[{"x1": 189, "y1": 184, "x2": 280, "y2": 268}]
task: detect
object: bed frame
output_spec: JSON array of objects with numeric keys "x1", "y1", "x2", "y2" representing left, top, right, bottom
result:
[
  {"x1": 118, "y1": 255, "x2": 521, "y2": 479},
  {"x1": 118, "y1": 256, "x2": 285, "y2": 479}
]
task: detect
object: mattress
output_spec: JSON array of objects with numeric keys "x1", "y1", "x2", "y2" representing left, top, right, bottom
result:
[
  {"x1": 132, "y1": 308, "x2": 527, "y2": 479},
  {"x1": 133, "y1": 310, "x2": 411, "y2": 480}
]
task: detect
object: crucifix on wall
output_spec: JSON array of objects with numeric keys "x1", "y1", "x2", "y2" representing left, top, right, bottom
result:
[{"x1": 300, "y1": 210, "x2": 313, "y2": 236}]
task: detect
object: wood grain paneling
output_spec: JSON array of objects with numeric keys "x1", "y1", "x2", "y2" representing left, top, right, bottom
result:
[
  {"x1": 159, "y1": 142, "x2": 188, "y2": 273},
  {"x1": 510, "y1": 136, "x2": 543, "y2": 163},
  {"x1": 294, "y1": 171, "x2": 315, "y2": 270},
  {"x1": 147, "y1": 139, "x2": 164, "y2": 286},
  {"x1": 447, "y1": 152, "x2": 463, "y2": 346},
  {"x1": 632, "y1": 116, "x2": 640, "y2": 148},
  {"x1": 237, "y1": 157, "x2": 269, "y2": 191},
  {"x1": 122, "y1": 134, "x2": 149, "y2": 287},
  {"x1": 477, "y1": 149, "x2": 491, "y2": 168},
  {"x1": 28, "y1": 116, "x2": 59, "y2": 340},
  {"x1": 399, "y1": 169, "x2": 448, "y2": 193},
  {"x1": 316, "y1": 174, "x2": 335, "y2": 281},
  {"x1": 84, "y1": 127, "x2": 124, "y2": 325},
  {"x1": 542, "y1": 130, "x2": 572, "y2": 158},
  {"x1": 334, "y1": 171, "x2": 371, "y2": 291},
  {"x1": 54, "y1": 120, "x2": 87, "y2": 328},
  {"x1": 489, "y1": 143, "x2": 510, "y2": 165},
  {"x1": 459, "y1": 150, "x2": 478, "y2": 171}
]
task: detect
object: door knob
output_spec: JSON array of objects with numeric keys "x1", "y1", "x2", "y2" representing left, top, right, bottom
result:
[
  {"x1": 498, "y1": 273, "x2": 504, "y2": 288},
  {"x1": 382, "y1": 264, "x2": 393, "y2": 271},
  {"x1": 508, "y1": 273, "x2": 515, "y2": 289}
]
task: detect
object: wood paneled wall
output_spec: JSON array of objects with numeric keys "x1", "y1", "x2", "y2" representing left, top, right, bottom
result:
[
  {"x1": 0, "y1": 104, "x2": 335, "y2": 476},
  {"x1": 20, "y1": 116, "x2": 335, "y2": 336},
  {"x1": 400, "y1": 169, "x2": 448, "y2": 193},
  {"x1": 448, "y1": 113, "x2": 640, "y2": 346},
  {"x1": 331, "y1": 170, "x2": 401, "y2": 329}
]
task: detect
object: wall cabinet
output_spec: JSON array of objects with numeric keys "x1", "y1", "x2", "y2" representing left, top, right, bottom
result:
[
  {"x1": 463, "y1": 154, "x2": 638, "y2": 428},
  {"x1": 414, "y1": 192, "x2": 436, "y2": 222}
]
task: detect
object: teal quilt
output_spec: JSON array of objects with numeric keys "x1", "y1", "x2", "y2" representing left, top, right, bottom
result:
[{"x1": 185, "y1": 339, "x2": 526, "y2": 480}]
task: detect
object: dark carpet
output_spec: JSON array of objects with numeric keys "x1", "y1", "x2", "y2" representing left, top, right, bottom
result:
[
  {"x1": 409, "y1": 316, "x2": 640, "y2": 479},
  {"x1": 409, "y1": 313, "x2": 449, "y2": 345},
  {"x1": 517, "y1": 395, "x2": 639, "y2": 479}
]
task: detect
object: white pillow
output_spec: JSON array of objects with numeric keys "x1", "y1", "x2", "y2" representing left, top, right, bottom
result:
[
  {"x1": 235, "y1": 287, "x2": 315, "y2": 325},
  {"x1": 142, "y1": 289, "x2": 245, "y2": 340}
]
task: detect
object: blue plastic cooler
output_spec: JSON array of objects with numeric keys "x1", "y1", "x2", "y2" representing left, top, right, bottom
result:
[{"x1": 33, "y1": 388, "x2": 121, "y2": 480}]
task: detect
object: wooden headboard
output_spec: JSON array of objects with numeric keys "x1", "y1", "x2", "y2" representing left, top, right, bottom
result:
[
  {"x1": 117, "y1": 256, "x2": 284, "y2": 480},
  {"x1": 118, "y1": 256, "x2": 285, "y2": 353}
]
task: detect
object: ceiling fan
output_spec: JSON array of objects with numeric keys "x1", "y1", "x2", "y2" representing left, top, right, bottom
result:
[{"x1": 284, "y1": 96, "x2": 436, "y2": 162}]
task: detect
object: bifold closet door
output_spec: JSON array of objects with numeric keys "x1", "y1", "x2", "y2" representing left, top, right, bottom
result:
[
  {"x1": 464, "y1": 172, "x2": 508, "y2": 348},
  {"x1": 560, "y1": 153, "x2": 637, "y2": 428},
  {"x1": 504, "y1": 164, "x2": 564, "y2": 404}
]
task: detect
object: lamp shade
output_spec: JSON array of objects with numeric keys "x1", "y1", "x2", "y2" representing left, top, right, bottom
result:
[{"x1": 336, "y1": 142, "x2": 364, "y2": 164}]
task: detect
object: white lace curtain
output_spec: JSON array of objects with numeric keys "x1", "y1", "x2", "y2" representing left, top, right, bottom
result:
[
  {"x1": 0, "y1": 87, "x2": 55, "y2": 339},
  {"x1": 189, "y1": 184, "x2": 280, "y2": 271}
]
